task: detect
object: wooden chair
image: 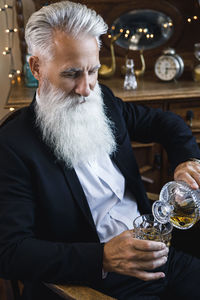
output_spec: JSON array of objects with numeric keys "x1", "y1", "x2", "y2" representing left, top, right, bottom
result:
[
  {"x1": 0, "y1": 279, "x2": 15, "y2": 300},
  {"x1": 46, "y1": 283, "x2": 117, "y2": 300}
]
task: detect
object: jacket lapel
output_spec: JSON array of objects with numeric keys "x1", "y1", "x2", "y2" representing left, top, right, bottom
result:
[
  {"x1": 56, "y1": 160, "x2": 98, "y2": 235},
  {"x1": 112, "y1": 143, "x2": 152, "y2": 214}
]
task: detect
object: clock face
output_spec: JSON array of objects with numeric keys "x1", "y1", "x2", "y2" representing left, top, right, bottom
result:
[{"x1": 154, "y1": 55, "x2": 180, "y2": 81}]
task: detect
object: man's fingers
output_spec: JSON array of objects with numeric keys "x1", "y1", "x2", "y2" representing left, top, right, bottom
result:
[
  {"x1": 133, "y1": 247, "x2": 169, "y2": 261},
  {"x1": 133, "y1": 270, "x2": 165, "y2": 281},
  {"x1": 175, "y1": 172, "x2": 199, "y2": 189},
  {"x1": 138, "y1": 256, "x2": 168, "y2": 271},
  {"x1": 174, "y1": 160, "x2": 200, "y2": 189},
  {"x1": 133, "y1": 238, "x2": 167, "y2": 252}
]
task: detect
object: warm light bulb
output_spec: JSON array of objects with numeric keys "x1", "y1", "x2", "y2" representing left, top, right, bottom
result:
[
  {"x1": 108, "y1": 34, "x2": 112, "y2": 39},
  {"x1": 8, "y1": 74, "x2": 13, "y2": 78},
  {"x1": 3, "y1": 50, "x2": 11, "y2": 55},
  {"x1": 9, "y1": 107, "x2": 15, "y2": 111},
  {"x1": 169, "y1": 22, "x2": 173, "y2": 26},
  {"x1": 124, "y1": 33, "x2": 128, "y2": 38},
  {"x1": 4, "y1": 4, "x2": 12, "y2": 8},
  {"x1": 119, "y1": 28, "x2": 123, "y2": 33},
  {"x1": 5, "y1": 29, "x2": 10, "y2": 33},
  {"x1": 14, "y1": 28, "x2": 18, "y2": 32},
  {"x1": 193, "y1": 16, "x2": 198, "y2": 20},
  {"x1": 187, "y1": 18, "x2": 192, "y2": 23},
  {"x1": 16, "y1": 70, "x2": 21, "y2": 74},
  {"x1": 111, "y1": 26, "x2": 115, "y2": 30},
  {"x1": 0, "y1": 7, "x2": 5, "y2": 11},
  {"x1": 17, "y1": 76, "x2": 21, "y2": 83}
]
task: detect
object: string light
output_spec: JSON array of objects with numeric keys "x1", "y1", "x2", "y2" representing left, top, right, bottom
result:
[
  {"x1": 5, "y1": 28, "x2": 18, "y2": 33},
  {"x1": 2, "y1": 50, "x2": 10, "y2": 55},
  {"x1": 4, "y1": 4, "x2": 12, "y2": 9},
  {"x1": 1, "y1": 0, "x2": 21, "y2": 88},
  {"x1": 187, "y1": 15, "x2": 199, "y2": 23}
]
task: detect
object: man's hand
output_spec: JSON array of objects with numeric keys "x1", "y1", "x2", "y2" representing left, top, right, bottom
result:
[
  {"x1": 103, "y1": 230, "x2": 168, "y2": 281},
  {"x1": 174, "y1": 160, "x2": 200, "y2": 189}
]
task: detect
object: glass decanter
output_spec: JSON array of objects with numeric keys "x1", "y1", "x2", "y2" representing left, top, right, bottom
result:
[
  {"x1": 123, "y1": 58, "x2": 137, "y2": 90},
  {"x1": 152, "y1": 181, "x2": 200, "y2": 230}
]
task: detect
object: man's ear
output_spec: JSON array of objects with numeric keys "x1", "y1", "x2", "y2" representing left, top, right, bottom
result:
[{"x1": 29, "y1": 56, "x2": 40, "y2": 80}]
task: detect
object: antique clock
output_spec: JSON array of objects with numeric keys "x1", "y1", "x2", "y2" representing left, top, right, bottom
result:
[{"x1": 154, "y1": 48, "x2": 184, "y2": 81}]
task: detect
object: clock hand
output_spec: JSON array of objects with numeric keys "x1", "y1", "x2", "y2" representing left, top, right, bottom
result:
[{"x1": 165, "y1": 67, "x2": 177, "y2": 70}]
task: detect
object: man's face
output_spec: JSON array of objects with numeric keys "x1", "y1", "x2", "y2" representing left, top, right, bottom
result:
[{"x1": 32, "y1": 31, "x2": 100, "y2": 97}]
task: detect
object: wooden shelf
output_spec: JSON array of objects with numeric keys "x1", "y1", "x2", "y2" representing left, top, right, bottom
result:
[
  {"x1": 100, "y1": 75, "x2": 200, "y2": 103},
  {"x1": 5, "y1": 74, "x2": 200, "y2": 109}
]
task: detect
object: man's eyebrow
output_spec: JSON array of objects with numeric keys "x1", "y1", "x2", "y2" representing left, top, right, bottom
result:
[
  {"x1": 60, "y1": 64, "x2": 101, "y2": 75},
  {"x1": 91, "y1": 64, "x2": 101, "y2": 70}
]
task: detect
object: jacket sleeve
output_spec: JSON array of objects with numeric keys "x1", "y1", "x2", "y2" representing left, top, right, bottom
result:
[{"x1": 0, "y1": 140, "x2": 104, "y2": 284}]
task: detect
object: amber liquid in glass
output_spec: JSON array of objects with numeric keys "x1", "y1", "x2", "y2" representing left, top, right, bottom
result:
[
  {"x1": 136, "y1": 227, "x2": 171, "y2": 247},
  {"x1": 169, "y1": 199, "x2": 197, "y2": 229}
]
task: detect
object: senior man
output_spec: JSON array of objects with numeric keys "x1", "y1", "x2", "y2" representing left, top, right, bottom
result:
[{"x1": 0, "y1": 1, "x2": 200, "y2": 299}]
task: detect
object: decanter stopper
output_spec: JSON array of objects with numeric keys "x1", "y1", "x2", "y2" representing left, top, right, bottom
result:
[
  {"x1": 123, "y1": 58, "x2": 137, "y2": 90},
  {"x1": 152, "y1": 181, "x2": 200, "y2": 230}
]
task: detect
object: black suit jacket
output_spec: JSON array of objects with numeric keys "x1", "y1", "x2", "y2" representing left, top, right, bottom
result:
[{"x1": 0, "y1": 84, "x2": 199, "y2": 294}]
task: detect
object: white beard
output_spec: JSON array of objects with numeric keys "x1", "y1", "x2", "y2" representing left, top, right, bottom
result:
[{"x1": 35, "y1": 81, "x2": 117, "y2": 168}]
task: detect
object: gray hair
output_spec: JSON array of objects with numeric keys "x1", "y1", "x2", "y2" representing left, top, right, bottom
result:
[{"x1": 25, "y1": 1, "x2": 108, "y2": 58}]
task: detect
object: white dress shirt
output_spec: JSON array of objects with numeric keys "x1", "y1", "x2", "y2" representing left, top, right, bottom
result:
[{"x1": 75, "y1": 154, "x2": 140, "y2": 243}]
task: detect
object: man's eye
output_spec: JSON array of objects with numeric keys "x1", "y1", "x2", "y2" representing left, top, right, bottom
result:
[
  {"x1": 62, "y1": 72, "x2": 77, "y2": 78},
  {"x1": 89, "y1": 69, "x2": 98, "y2": 75}
]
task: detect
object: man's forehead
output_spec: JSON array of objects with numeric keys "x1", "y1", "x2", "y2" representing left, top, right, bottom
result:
[{"x1": 52, "y1": 30, "x2": 97, "y2": 48}]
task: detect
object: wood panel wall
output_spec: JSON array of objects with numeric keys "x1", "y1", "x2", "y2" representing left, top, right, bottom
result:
[{"x1": 16, "y1": 0, "x2": 200, "y2": 72}]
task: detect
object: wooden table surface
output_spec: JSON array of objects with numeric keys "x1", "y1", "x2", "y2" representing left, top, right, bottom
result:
[{"x1": 5, "y1": 75, "x2": 200, "y2": 109}]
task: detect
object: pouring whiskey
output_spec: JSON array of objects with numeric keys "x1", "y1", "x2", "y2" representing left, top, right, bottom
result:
[{"x1": 152, "y1": 181, "x2": 200, "y2": 229}]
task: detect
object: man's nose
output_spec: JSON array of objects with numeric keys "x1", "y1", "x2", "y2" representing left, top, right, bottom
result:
[{"x1": 74, "y1": 74, "x2": 91, "y2": 97}]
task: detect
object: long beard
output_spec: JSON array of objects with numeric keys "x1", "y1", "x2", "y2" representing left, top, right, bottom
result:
[{"x1": 35, "y1": 81, "x2": 117, "y2": 168}]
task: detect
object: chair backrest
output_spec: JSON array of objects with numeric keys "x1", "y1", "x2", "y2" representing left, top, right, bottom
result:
[{"x1": 0, "y1": 109, "x2": 21, "y2": 128}]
